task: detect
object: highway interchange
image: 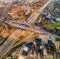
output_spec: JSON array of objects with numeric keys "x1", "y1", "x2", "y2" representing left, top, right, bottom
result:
[{"x1": 0, "y1": 0, "x2": 60, "y2": 59}]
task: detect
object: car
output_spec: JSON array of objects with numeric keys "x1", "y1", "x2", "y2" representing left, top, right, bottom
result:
[
  {"x1": 2, "y1": 16, "x2": 7, "y2": 21},
  {"x1": 34, "y1": 38, "x2": 42, "y2": 46},
  {"x1": 48, "y1": 39, "x2": 56, "y2": 52},
  {"x1": 46, "y1": 14, "x2": 51, "y2": 20},
  {"x1": 39, "y1": 45, "x2": 44, "y2": 56},
  {"x1": 42, "y1": 12, "x2": 47, "y2": 17},
  {"x1": 56, "y1": 51, "x2": 60, "y2": 58},
  {"x1": 22, "y1": 42, "x2": 33, "y2": 56},
  {"x1": 45, "y1": 43, "x2": 51, "y2": 53},
  {"x1": 34, "y1": 38, "x2": 43, "y2": 54},
  {"x1": 50, "y1": 18, "x2": 57, "y2": 23}
]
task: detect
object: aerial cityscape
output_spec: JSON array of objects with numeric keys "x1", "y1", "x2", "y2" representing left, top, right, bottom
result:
[{"x1": 0, "y1": 0, "x2": 60, "y2": 59}]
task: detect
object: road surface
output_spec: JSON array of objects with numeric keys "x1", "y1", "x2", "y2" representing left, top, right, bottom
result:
[{"x1": 0, "y1": 0, "x2": 54, "y2": 59}]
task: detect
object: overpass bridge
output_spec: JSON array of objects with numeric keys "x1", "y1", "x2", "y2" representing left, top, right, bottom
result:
[{"x1": 0, "y1": 0, "x2": 53, "y2": 59}]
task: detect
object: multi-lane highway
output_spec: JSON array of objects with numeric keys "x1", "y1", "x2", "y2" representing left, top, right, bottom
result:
[
  {"x1": 27, "y1": 0, "x2": 53, "y2": 24},
  {"x1": 2, "y1": 20, "x2": 60, "y2": 38},
  {"x1": 0, "y1": 0, "x2": 56, "y2": 59},
  {"x1": 0, "y1": 32, "x2": 35, "y2": 59},
  {"x1": 0, "y1": 0, "x2": 53, "y2": 35}
]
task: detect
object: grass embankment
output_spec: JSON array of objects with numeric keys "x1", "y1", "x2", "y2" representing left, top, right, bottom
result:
[{"x1": 44, "y1": 20, "x2": 60, "y2": 29}]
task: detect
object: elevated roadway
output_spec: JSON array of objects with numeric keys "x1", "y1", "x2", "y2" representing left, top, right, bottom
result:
[{"x1": 0, "y1": 0, "x2": 53, "y2": 59}]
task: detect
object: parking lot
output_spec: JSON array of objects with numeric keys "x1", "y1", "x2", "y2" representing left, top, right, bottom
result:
[{"x1": 18, "y1": 36, "x2": 60, "y2": 59}]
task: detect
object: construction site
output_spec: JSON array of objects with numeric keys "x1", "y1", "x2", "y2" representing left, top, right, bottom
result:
[{"x1": 0, "y1": 0, "x2": 60, "y2": 59}]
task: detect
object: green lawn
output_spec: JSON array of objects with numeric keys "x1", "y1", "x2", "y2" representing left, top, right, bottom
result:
[
  {"x1": 46, "y1": 21, "x2": 60, "y2": 29},
  {"x1": 55, "y1": 38, "x2": 60, "y2": 42}
]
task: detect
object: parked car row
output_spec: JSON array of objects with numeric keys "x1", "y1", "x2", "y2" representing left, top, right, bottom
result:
[
  {"x1": 42, "y1": 12, "x2": 57, "y2": 23},
  {"x1": 22, "y1": 37, "x2": 43, "y2": 56},
  {"x1": 42, "y1": 26, "x2": 60, "y2": 36},
  {"x1": 22, "y1": 37, "x2": 56, "y2": 56},
  {"x1": 45, "y1": 37, "x2": 56, "y2": 54},
  {"x1": 22, "y1": 42, "x2": 33, "y2": 56}
]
